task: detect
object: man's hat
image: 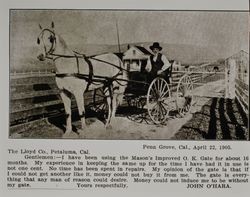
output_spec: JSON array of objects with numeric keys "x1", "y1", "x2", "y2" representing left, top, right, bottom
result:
[{"x1": 149, "y1": 42, "x2": 162, "y2": 51}]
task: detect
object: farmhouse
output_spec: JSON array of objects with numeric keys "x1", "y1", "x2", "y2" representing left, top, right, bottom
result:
[
  {"x1": 123, "y1": 45, "x2": 152, "y2": 72},
  {"x1": 171, "y1": 60, "x2": 182, "y2": 71}
]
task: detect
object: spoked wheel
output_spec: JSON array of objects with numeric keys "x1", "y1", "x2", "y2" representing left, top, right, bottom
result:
[
  {"x1": 147, "y1": 77, "x2": 171, "y2": 124},
  {"x1": 93, "y1": 88, "x2": 108, "y2": 117},
  {"x1": 176, "y1": 74, "x2": 193, "y2": 116}
]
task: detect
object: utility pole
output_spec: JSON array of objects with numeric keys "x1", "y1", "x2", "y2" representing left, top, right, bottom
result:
[{"x1": 116, "y1": 21, "x2": 121, "y2": 53}]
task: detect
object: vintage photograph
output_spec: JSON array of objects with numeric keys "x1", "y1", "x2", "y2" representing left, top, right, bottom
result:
[{"x1": 9, "y1": 10, "x2": 249, "y2": 140}]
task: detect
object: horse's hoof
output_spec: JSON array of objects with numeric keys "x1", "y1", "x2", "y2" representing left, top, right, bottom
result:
[
  {"x1": 78, "y1": 130, "x2": 85, "y2": 138},
  {"x1": 62, "y1": 131, "x2": 78, "y2": 139},
  {"x1": 105, "y1": 124, "x2": 112, "y2": 130}
]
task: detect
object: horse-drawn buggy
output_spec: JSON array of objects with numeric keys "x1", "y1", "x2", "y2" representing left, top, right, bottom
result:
[
  {"x1": 37, "y1": 22, "x2": 194, "y2": 137},
  {"x1": 123, "y1": 67, "x2": 193, "y2": 124}
]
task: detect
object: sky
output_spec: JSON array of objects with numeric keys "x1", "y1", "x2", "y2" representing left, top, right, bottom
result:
[{"x1": 10, "y1": 10, "x2": 249, "y2": 60}]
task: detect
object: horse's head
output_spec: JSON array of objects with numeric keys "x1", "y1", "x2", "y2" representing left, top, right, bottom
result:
[{"x1": 36, "y1": 22, "x2": 56, "y2": 61}]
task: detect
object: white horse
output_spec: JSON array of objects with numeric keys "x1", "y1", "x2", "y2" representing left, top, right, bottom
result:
[{"x1": 37, "y1": 22, "x2": 128, "y2": 138}]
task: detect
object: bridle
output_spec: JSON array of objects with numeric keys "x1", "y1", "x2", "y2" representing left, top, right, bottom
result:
[{"x1": 37, "y1": 28, "x2": 56, "y2": 59}]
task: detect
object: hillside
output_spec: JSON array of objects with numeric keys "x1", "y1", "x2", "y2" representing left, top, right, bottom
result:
[
  {"x1": 73, "y1": 42, "x2": 226, "y2": 63},
  {"x1": 10, "y1": 42, "x2": 230, "y2": 72}
]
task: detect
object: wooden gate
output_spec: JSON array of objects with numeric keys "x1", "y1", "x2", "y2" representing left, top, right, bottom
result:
[{"x1": 225, "y1": 50, "x2": 249, "y2": 114}]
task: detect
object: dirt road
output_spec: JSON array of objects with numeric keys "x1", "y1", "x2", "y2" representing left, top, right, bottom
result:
[{"x1": 10, "y1": 80, "x2": 248, "y2": 140}]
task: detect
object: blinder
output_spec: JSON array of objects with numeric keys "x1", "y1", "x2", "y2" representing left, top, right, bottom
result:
[{"x1": 49, "y1": 35, "x2": 56, "y2": 43}]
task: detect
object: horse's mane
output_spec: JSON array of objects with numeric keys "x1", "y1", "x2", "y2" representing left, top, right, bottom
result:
[
  {"x1": 57, "y1": 34, "x2": 68, "y2": 49},
  {"x1": 55, "y1": 33, "x2": 74, "y2": 55}
]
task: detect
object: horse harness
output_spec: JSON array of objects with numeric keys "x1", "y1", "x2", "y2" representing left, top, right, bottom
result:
[
  {"x1": 46, "y1": 50, "x2": 126, "y2": 92},
  {"x1": 38, "y1": 29, "x2": 127, "y2": 91}
]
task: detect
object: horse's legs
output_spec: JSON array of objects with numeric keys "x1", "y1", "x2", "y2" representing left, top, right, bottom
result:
[
  {"x1": 111, "y1": 93, "x2": 118, "y2": 119},
  {"x1": 60, "y1": 91, "x2": 72, "y2": 136},
  {"x1": 74, "y1": 91, "x2": 87, "y2": 135},
  {"x1": 110, "y1": 90, "x2": 124, "y2": 123},
  {"x1": 105, "y1": 86, "x2": 113, "y2": 129}
]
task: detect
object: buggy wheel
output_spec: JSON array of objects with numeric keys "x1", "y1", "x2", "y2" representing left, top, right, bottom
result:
[
  {"x1": 93, "y1": 88, "x2": 108, "y2": 117},
  {"x1": 176, "y1": 74, "x2": 193, "y2": 116},
  {"x1": 147, "y1": 77, "x2": 171, "y2": 124}
]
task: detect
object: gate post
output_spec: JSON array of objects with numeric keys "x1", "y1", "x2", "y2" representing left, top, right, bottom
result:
[{"x1": 225, "y1": 58, "x2": 236, "y2": 99}]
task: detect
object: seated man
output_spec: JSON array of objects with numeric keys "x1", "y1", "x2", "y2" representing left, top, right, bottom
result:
[{"x1": 145, "y1": 42, "x2": 171, "y2": 83}]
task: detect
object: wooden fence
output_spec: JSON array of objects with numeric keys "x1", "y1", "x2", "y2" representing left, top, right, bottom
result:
[
  {"x1": 10, "y1": 70, "x2": 225, "y2": 126},
  {"x1": 10, "y1": 70, "x2": 54, "y2": 78}
]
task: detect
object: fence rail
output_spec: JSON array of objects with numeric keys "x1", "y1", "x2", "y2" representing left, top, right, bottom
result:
[{"x1": 10, "y1": 70, "x2": 54, "y2": 78}]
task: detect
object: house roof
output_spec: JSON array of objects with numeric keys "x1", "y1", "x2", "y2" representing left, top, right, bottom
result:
[
  {"x1": 114, "y1": 52, "x2": 124, "y2": 60},
  {"x1": 134, "y1": 46, "x2": 152, "y2": 56},
  {"x1": 226, "y1": 50, "x2": 249, "y2": 60},
  {"x1": 123, "y1": 45, "x2": 152, "y2": 60}
]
